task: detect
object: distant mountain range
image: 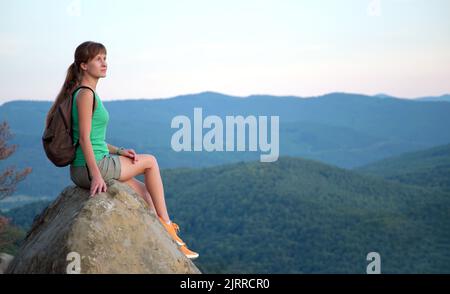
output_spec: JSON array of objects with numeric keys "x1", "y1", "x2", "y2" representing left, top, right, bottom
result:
[
  {"x1": 415, "y1": 94, "x2": 450, "y2": 102},
  {"x1": 1, "y1": 91, "x2": 450, "y2": 198},
  {"x1": 2, "y1": 91, "x2": 449, "y2": 273},
  {"x1": 375, "y1": 93, "x2": 450, "y2": 102}
]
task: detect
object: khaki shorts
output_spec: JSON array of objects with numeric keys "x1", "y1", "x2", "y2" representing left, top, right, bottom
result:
[{"x1": 70, "y1": 154, "x2": 122, "y2": 189}]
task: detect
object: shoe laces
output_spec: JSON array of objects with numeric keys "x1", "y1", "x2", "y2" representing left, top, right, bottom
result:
[{"x1": 172, "y1": 222, "x2": 180, "y2": 233}]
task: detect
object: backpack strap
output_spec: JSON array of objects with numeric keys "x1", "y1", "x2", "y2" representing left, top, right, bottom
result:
[
  {"x1": 71, "y1": 85, "x2": 97, "y2": 149},
  {"x1": 72, "y1": 85, "x2": 96, "y2": 114}
]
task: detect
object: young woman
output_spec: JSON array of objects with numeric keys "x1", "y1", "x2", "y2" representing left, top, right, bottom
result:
[{"x1": 46, "y1": 41, "x2": 198, "y2": 259}]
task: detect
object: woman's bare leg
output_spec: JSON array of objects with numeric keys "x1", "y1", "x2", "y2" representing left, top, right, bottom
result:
[
  {"x1": 118, "y1": 154, "x2": 170, "y2": 222},
  {"x1": 123, "y1": 177, "x2": 157, "y2": 215},
  {"x1": 143, "y1": 157, "x2": 170, "y2": 222}
]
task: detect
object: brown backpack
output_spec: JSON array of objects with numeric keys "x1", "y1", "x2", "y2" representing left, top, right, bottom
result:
[{"x1": 42, "y1": 86, "x2": 96, "y2": 167}]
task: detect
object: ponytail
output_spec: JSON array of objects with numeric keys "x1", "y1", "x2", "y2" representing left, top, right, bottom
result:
[{"x1": 45, "y1": 41, "x2": 106, "y2": 128}]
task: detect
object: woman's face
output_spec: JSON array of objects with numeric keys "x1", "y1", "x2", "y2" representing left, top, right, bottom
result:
[{"x1": 81, "y1": 53, "x2": 107, "y2": 78}]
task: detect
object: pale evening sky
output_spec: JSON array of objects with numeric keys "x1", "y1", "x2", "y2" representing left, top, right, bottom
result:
[{"x1": 0, "y1": 0, "x2": 449, "y2": 105}]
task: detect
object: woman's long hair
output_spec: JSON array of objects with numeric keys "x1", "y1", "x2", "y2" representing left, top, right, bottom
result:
[{"x1": 45, "y1": 41, "x2": 107, "y2": 127}]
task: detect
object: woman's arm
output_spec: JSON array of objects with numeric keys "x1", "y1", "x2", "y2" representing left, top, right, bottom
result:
[
  {"x1": 107, "y1": 144, "x2": 138, "y2": 164},
  {"x1": 77, "y1": 89, "x2": 102, "y2": 178},
  {"x1": 107, "y1": 143, "x2": 122, "y2": 155}
]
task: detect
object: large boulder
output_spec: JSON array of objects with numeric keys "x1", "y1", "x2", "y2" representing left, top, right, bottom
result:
[
  {"x1": 0, "y1": 253, "x2": 14, "y2": 274},
  {"x1": 5, "y1": 180, "x2": 201, "y2": 274}
]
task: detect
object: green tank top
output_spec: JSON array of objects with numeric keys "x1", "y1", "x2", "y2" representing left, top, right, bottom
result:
[{"x1": 71, "y1": 88, "x2": 110, "y2": 167}]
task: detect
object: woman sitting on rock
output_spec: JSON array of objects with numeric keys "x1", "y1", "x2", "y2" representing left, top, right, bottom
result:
[{"x1": 45, "y1": 41, "x2": 198, "y2": 259}]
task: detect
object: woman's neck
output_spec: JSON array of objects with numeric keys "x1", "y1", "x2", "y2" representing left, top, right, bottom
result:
[{"x1": 80, "y1": 75, "x2": 98, "y2": 91}]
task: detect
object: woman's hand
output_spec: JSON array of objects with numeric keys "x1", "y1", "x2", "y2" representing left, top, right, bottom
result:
[
  {"x1": 120, "y1": 148, "x2": 139, "y2": 164},
  {"x1": 90, "y1": 174, "x2": 107, "y2": 197}
]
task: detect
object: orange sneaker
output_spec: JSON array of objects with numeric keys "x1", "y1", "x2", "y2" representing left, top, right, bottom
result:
[
  {"x1": 158, "y1": 216, "x2": 185, "y2": 246},
  {"x1": 179, "y1": 245, "x2": 199, "y2": 259}
]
